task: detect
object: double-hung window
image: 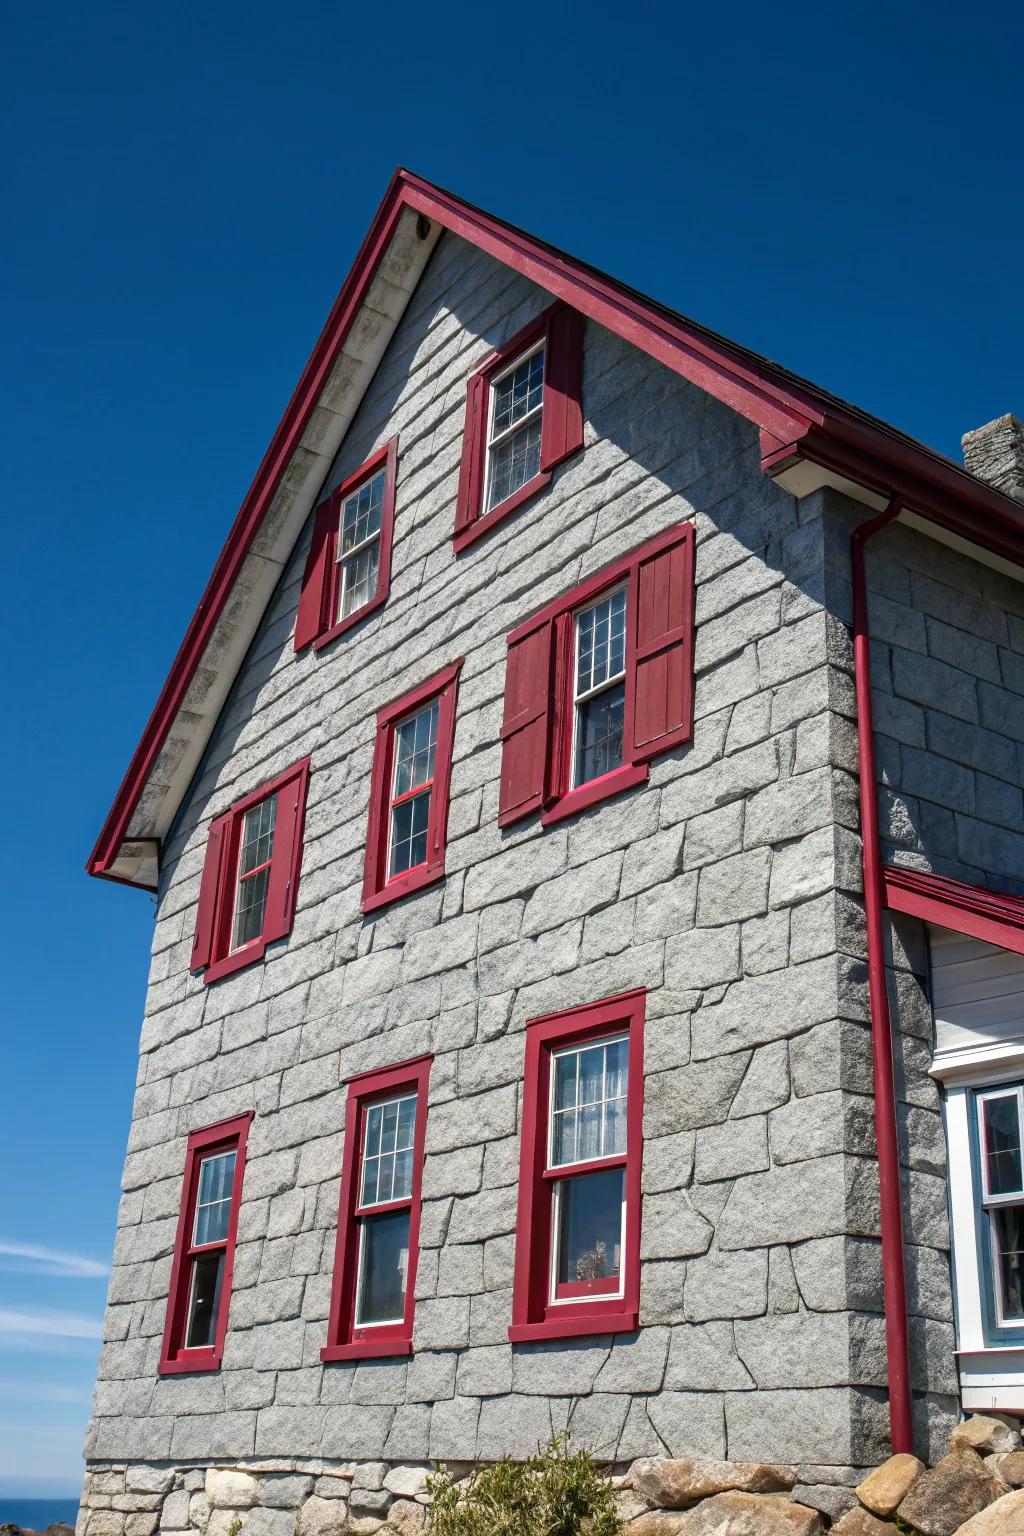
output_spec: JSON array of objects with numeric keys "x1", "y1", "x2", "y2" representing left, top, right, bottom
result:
[
  {"x1": 294, "y1": 440, "x2": 398, "y2": 651},
  {"x1": 499, "y1": 524, "x2": 695, "y2": 827},
  {"x1": 362, "y1": 660, "x2": 462, "y2": 913},
  {"x1": 159, "y1": 1113, "x2": 252, "y2": 1374},
  {"x1": 322, "y1": 1057, "x2": 431, "y2": 1361},
  {"x1": 976, "y1": 1084, "x2": 1024, "y2": 1327},
  {"x1": 510, "y1": 991, "x2": 644, "y2": 1343},
  {"x1": 191, "y1": 758, "x2": 310, "y2": 984},
  {"x1": 454, "y1": 303, "x2": 584, "y2": 551}
]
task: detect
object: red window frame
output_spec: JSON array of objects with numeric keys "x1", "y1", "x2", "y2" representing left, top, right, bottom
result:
[
  {"x1": 159, "y1": 1112, "x2": 252, "y2": 1375},
  {"x1": 294, "y1": 438, "x2": 398, "y2": 652},
  {"x1": 361, "y1": 659, "x2": 462, "y2": 914},
  {"x1": 498, "y1": 523, "x2": 695, "y2": 828},
  {"x1": 454, "y1": 302, "x2": 584, "y2": 553},
  {"x1": 510, "y1": 991, "x2": 644, "y2": 1344},
  {"x1": 322, "y1": 1055, "x2": 432, "y2": 1362},
  {"x1": 190, "y1": 757, "x2": 311, "y2": 984}
]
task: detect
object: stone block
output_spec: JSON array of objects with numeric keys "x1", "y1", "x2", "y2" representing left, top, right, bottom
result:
[
  {"x1": 456, "y1": 1345, "x2": 512, "y2": 1398},
  {"x1": 644, "y1": 1392, "x2": 726, "y2": 1459},
  {"x1": 694, "y1": 1115, "x2": 769, "y2": 1182},
  {"x1": 729, "y1": 1042, "x2": 790, "y2": 1117},
  {"x1": 641, "y1": 1192, "x2": 713, "y2": 1259},
  {"x1": 642, "y1": 1130, "x2": 696, "y2": 1193},
  {"x1": 593, "y1": 1328, "x2": 670, "y2": 1393},
  {"x1": 692, "y1": 954, "x2": 850, "y2": 1059},
  {"x1": 682, "y1": 804, "x2": 745, "y2": 870},
  {"x1": 296, "y1": 1498, "x2": 349, "y2": 1536},
  {"x1": 644, "y1": 1053, "x2": 750, "y2": 1136},
  {"x1": 664, "y1": 924, "x2": 741, "y2": 991},
  {"x1": 206, "y1": 1471, "x2": 260, "y2": 1510},
  {"x1": 664, "y1": 1321, "x2": 754, "y2": 1390},
  {"x1": 697, "y1": 850, "x2": 771, "y2": 926},
  {"x1": 684, "y1": 1247, "x2": 768, "y2": 1322}
]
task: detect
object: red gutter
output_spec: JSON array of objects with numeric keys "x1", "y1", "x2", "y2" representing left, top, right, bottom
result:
[{"x1": 851, "y1": 498, "x2": 913, "y2": 1455}]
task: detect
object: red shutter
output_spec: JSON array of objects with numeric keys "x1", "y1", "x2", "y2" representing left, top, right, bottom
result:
[
  {"x1": 498, "y1": 622, "x2": 554, "y2": 826},
  {"x1": 628, "y1": 526, "x2": 696, "y2": 763},
  {"x1": 190, "y1": 813, "x2": 229, "y2": 972},
  {"x1": 540, "y1": 305, "x2": 584, "y2": 472},
  {"x1": 294, "y1": 498, "x2": 337, "y2": 651},
  {"x1": 454, "y1": 373, "x2": 488, "y2": 536},
  {"x1": 362, "y1": 720, "x2": 391, "y2": 907},
  {"x1": 264, "y1": 761, "x2": 310, "y2": 944}
]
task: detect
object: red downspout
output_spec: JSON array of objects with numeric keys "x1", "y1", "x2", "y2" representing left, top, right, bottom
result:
[{"x1": 851, "y1": 497, "x2": 914, "y2": 1455}]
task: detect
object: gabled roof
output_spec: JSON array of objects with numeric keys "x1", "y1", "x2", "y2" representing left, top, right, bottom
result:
[{"x1": 89, "y1": 168, "x2": 1024, "y2": 890}]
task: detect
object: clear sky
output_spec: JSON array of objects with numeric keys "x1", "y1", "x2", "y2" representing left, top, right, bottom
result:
[{"x1": 2, "y1": 0, "x2": 1022, "y2": 1499}]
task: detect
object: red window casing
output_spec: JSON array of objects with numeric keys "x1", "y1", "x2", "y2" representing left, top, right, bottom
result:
[
  {"x1": 361, "y1": 660, "x2": 463, "y2": 914},
  {"x1": 510, "y1": 991, "x2": 645, "y2": 1344},
  {"x1": 498, "y1": 522, "x2": 695, "y2": 828},
  {"x1": 322, "y1": 1055, "x2": 432, "y2": 1362},
  {"x1": 190, "y1": 757, "x2": 311, "y2": 984},
  {"x1": 294, "y1": 438, "x2": 398, "y2": 651},
  {"x1": 159, "y1": 1112, "x2": 252, "y2": 1375},
  {"x1": 454, "y1": 302, "x2": 584, "y2": 553}
]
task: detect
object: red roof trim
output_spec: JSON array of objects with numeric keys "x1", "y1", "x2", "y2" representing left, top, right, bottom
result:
[
  {"x1": 89, "y1": 168, "x2": 1024, "y2": 882},
  {"x1": 884, "y1": 864, "x2": 1024, "y2": 958}
]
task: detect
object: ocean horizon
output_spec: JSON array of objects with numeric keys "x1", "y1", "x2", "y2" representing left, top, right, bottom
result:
[{"x1": 0, "y1": 1498, "x2": 80, "y2": 1530}]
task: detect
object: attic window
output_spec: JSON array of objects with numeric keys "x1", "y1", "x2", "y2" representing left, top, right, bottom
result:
[
  {"x1": 190, "y1": 758, "x2": 311, "y2": 984},
  {"x1": 454, "y1": 303, "x2": 584, "y2": 552},
  {"x1": 294, "y1": 439, "x2": 398, "y2": 652}
]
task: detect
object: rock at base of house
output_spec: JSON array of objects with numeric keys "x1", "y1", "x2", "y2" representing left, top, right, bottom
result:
[
  {"x1": 854, "y1": 1452, "x2": 924, "y2": 1517},
  {"x1": 896, "y1": 1447, "x2": 1009, "y2": 1536},
  {"x1": 831, "y1": 1510, "x2": 899, "y2": 1535},
  {"x1": 953, "y1": 1488, "x2": 1024, "y2": 1535},
  {"x1": 628, "y1": 1458, "x2": 796, "y2": 1507},
  {"x1": 629, "y1": 1492, "x2": 823, "y2": 1535},
  {"x1": 950, "y1": 1413, "x2": 1022, "y2": 1457}
]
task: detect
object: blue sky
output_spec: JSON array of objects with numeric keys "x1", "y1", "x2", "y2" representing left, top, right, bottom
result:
[{"x1": 2, "y1": 0, "x2": 1022, "y2": 1498}]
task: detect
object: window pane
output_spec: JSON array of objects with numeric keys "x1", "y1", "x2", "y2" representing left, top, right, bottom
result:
[
  {"x1": 356, "y1": 1209, "x2": 411, "y2": 1326},
  {"x1": 983, "y1": 1094, "x2": 1024, "y2": 1197},
  {"x1": 555, "y1": 1167, "x2": 623, "y2": 1288},
  {"x1": 390, "y1": 790, "x2": 431, "y2": 877},
  {"x1": 232, "y1": 864, "x2": 270, "y2": 950},
  {"x1": 194, "y1": 1151, "x2": 236, "y2": 1245},
  {"x1": 361, "y1": 1095, "x2": 418, "y2": 1207},
  {"x1": 340, "y1": 470, "x2": 384, "y2": 554},
  {"x1": 554, "y1": 1052, "x2": 578, "y2": 1111},
  {"x1": 994, "y1": 1206, "x2": 1024, "y2": 1320},
  {"x1": 393, "y1": 702, "x2": 439, "y2": 798},
  {"x1": 575, "y1": 589, "x2": 627, "y2": 697},
  {"x1": 578, "y1": 1044, "x2": 606, "y2": 1106},
  {"x1": 487, "y1": 416, "x2": 542, "y2": 510},
  {"x1": 575, "y1": 680, "x2": 625, "y2": 786},
  {"x1": 339, "y1": 540, "x2": 380, "y2": 620},
  {"x1": 605, "y1": 1038, "x2": 629, "y2": 1099},
  {"x1": 492, "y1": 349, "x2": 544, "y2": 437},
  {"x1": 239, "y1": 796, "x2": 277, "y2": 876},
  {"x1": 185, "y1": 1250, "x2": 225, "y2": 1347}
]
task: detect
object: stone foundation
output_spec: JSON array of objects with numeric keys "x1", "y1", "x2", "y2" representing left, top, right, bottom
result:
[{"x1": 75, "y1": 1415, "x2": 1024, "y2": 1535}]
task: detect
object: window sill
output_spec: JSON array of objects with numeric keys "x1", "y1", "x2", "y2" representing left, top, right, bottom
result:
[
  {"x1": 362, "y1": 863, "x2": 445, "y2": 915},
  {"x1": 540, "y1": 762, "x2": 648, "y2": 827},
  {"x1": 508, "y1": 1310, "x2": 639, "y2": 1345},
  {"x1": 453, "y1": 472, "x2": 551, "y2": 554},
  {"x1": 311, "y1": 591, "x2": 388, "y2": 653},
  {"x1": 158, "y1": 1351, "x2": 222, "y2": 1375},
  {"x1": 200, "y1": 938, "x2": 266, "y2": 985},
  {"x1": 321, "y1": 1338, "x2": 413, "y2": 1363}
]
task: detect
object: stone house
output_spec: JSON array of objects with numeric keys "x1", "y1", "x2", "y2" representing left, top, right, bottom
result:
[{"x1": 82, "y1": 170, "x2": 1024, "y2": 1518}]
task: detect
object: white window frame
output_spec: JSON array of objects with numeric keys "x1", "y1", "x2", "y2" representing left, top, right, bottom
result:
[
  {"x1": 335, "y1": 468, "x2": 386, "y2": 623},
  {"x1": 482, "y1": 341, "x2": 545, "y2": 514},
  {"x1": 570, "y1": 584, "x2": 629, "y2": 791},
  {"x1": 352, "y1": 1091, "x2": 417, "y2": 1330},
  {"x1": 545, "y1": 1032, "x2": 628, "y2": 1307},
  {"x1": 976, "y1": 1083, "x2": 1024, "y2": 1327}
]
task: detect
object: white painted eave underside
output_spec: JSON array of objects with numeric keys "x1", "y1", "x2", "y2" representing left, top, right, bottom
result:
[
  {"x1": 107, "y1": 210, "x2": 441, "y2": 889},
  {"x1": 770, "y1": 458, "x2": 1024, "y2": 587}
]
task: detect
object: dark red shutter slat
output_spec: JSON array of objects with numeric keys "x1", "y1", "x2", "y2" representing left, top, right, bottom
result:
[
  {"x1": 191, "y1": 813, "x2": 229, "y2": 971},
  {"x1": 629, "y1": 526, "x2": 696, "y2": 763},
  {"x1": 540, "y1": 306, "x2": 584, "y2": 472},
  {"x1": 498, "y1": 622, "x2": 553, "y2": 825},
  {"x1": 294, "y1": 498, "x2": 336, "y2": 651},
  {"x1": 455, "y1": 373, "x2": 488, "y2": 535},
  {"x1": 264, "y1": 764, "x2": 309, "y2": 944}
]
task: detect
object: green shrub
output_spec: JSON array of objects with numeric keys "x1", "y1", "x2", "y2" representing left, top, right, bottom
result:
[{"x1": 427, "y1": 1434, "x2": 622, "y2": 1536}]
